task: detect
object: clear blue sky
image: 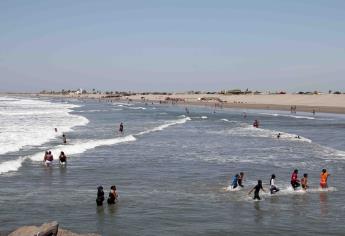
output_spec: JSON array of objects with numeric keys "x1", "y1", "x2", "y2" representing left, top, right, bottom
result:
[{"x1": 1, "y1": 0, "x2": 344, "y2": 92}]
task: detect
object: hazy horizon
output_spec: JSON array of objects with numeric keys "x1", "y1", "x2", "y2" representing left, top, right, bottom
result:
[{"x1": 1, "y1": 1, "x2": 345, "y2": 92}]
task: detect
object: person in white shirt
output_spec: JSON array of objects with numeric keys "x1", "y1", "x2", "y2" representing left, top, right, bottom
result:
[{"x1": 270, "y1": 174, "x2": 280, "y2": 194}]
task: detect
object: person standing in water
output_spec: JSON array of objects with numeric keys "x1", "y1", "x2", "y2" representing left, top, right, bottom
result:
[
  {"x1": 45, "y1": 151, "x2": 53, "y2": 166},
  {"x1": 107, "y1": 185, "x2": 118, "y2": 204},
  {"x1": 253, "y1": 119, "x2": 259, "y2": 128},
  {"x1": 270, "y1": 174, "x2": 279, "y2": 194},
  {"x1": 96, "y1": 186, "x2": 105, "y2": 206},
  {"x1": 291, "y1": 169, "x2": 300, "y2": 190},
  {"x1": 301, "y1": 173, "x2": 309, "y2": 190},
  {"x1": 277, "y1": 133, "x2": 281, "y2": 139},
  {"x1": 248, "y1": 180, "x2": 266, "y2": 200},
  {"x1": 59, "y1": 151, "x2": 67, "y2": 165},
  {"x1": 231, "y1": 174, "x2": 239, "y2": 189},
  {"x1": 119, "y1": 122, "x2": 124, "y2": 134},
  {"x1": 62, "y1": 134, "x2": 67, "y2": 144},
  {"x1": 238, "y1": 172, "x2": 245, "y2": 187},
  {"x1": 320, "y1": 169, "x2": 330, "y2": 189}
]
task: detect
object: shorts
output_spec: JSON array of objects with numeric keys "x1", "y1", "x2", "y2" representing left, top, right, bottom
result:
[
  {"x1": 320, "y1": 182, "x2": 327, "y2": 188},
  {"x1": 45, "y1": 160, "x2": 52, "y2": 166}
]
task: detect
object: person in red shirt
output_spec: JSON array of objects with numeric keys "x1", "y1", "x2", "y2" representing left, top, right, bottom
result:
[{"x1": 291, "y1": 169, "x2": 300, "y2": 190}]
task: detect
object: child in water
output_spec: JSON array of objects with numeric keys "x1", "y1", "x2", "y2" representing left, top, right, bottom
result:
[
  {"x1": 248, "y1": 180, "x2": 266, "y2": 200},
  {"x1": 301, "y1": 173, "x2": 309, "y2": 190},
  {"x1": 237, "y1": 172, "x2": 245, "y2": 187},
  {"x1": 290, "y1": 169, "x2": 300, "y2": 190},
  {"x1": 270, "y1": 174, "x2": 279, "y2": 194},
  {"x1": 231, "y1": 174, "x2": 239, "y2": 189},
  {"x1": 320, "y1": 169, "x2": 330, "y2": 189}
]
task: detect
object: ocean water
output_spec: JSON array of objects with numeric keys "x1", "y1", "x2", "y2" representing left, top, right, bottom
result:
[{"x1": 0, "y1": 96, "x2": 345, "y2": 235}]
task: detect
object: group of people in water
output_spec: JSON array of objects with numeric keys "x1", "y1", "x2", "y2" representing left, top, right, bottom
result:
[
  {"x1": 231, "y1": 169, "x2": 331, "y2": 200},
  {"x1": 43, "y1": 151, "x2": 67, "y2": 166},
  {"x1": 96, "y1": 185, "x2": 119, "y2": 206}
]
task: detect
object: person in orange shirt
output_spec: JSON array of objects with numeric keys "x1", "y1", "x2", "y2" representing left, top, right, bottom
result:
[{"x1": 320, "y1": 169, "x2": 330, "y2": 189}]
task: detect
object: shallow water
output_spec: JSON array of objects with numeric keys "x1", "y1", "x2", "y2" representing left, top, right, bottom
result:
[{"x1": 1, "y1": 97, "x2": 345, "y2": 235}]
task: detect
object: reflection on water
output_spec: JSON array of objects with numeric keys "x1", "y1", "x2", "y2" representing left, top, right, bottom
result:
[{"x1": 319, "y1": 192, "x2": 329, "y2": 216}]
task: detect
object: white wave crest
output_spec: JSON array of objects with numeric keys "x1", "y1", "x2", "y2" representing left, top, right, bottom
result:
[
  {"x1": 136, "y1": 117, "x2": 191, "y2": 136},
  {"x1": 0, "y1": 157, "x2": 25, "y2": 175},
  {"x1": 227, "y1": 124, "x2": 312, "y2": 143},
  {"x1": 29, "y1": 135, "x2": 137, "y2": 162},
  {"x1": 0, "y1": 97, "x2": 89, "y2": 155},
  {"x1": 220, "y1": 118, "x2": 237, "y2": 123},
  {"x1": 0, "y1": 135, "x2": 136, "y2": 174}
]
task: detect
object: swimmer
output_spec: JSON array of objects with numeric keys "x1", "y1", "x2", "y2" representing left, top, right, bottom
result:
[
  {"x1": 320, "y1": 169, "x2": 330, "y2": 189},
  {"x1": 253, "y1": 119, "x2": 259, "y2": 128},
  {"x1": 238, "y1": 172, "x2": 245, "y2": 187},
  {"x1": 231, "y1": 174, "x2": 239, "y2": 189},
  {"x1": 290, "y1": 169, "x2": 300, "y2": 190},
  {"x1": 62, "y1": 134, "x2": 67, "y2": 144},
  {"x1": 277, "y1": 133, "x2": 281, "y2": 139},
  {"x1": 248, "y1": 180, "x2": 266, "y2": 200},
  {"x1": 54, "y1": 128, "x2": 58, "y2": 132},
  {"x1": 96, "y1": 186, "x2": 105, "y2": 206},
  {"x1": 119, "y1": 122, "x2": 124, "y2": 134},
  {"x1": 301, "y1": 173, "x2": 309, "y2": 190},
  {"x1": 59, "y1": 151, "x2": 67, "y2": 165},
  {"x1": 270, "y1": 174, "x2": 280, "y2": 194}
]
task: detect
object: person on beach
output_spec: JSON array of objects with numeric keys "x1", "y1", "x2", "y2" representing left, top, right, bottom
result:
[
  {"x1": 248, "y1": 180, "x2": 266, "y2": 200},
  {"x1": 119, "y1": 122, "x2": 124, "y2": 134},
  {"x1": 231, "y1": 174, "x2": 239, "y2": 189},
  {"x1": 270, "y1": 174, "x2": 279, "y2": 194},
  {"x1": 320, "y1": 169, "x2": 330, "y2": 189},
  {"x1": 238, "y1": 172, "x2": 245, "y2": 187},
  {"x1": 253, "y1": 119, "x2": 259, "y2": 128},
  {"x1": 312, "y1": 109, "x2": 316, "y2": 116},
  {"x1": 62, "y1": 134, "x2": 67, "y2": 144},
  {"x1": 107, "y1": 185, "x2": 118, "y2": 204},
  {"x1": 96, "y1": 186, "x2": 105, "y2": 206},
  {"x1": 291, "y1": 169, "x2": 300, "y2": 190},
  {"x1": 59, "y1": 151, "x2": 67, "y2": 165},
  {"x1": 301, "y1": 173, "x2": 309, "y2": 190},
  {"x1": 45, "y1": 151, "x2": 54, "y2": 166}
]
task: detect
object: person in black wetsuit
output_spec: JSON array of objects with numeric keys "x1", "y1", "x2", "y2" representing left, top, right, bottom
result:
[
  {"x1": 96, "y1": 186, "x2": 105, "y2": 206},
  {"x1": 248, "y1": 180, "x2": 266, "y2": 200},
  {"x1": 119, "y1": 122, "x2": 124, "y2": 134}
]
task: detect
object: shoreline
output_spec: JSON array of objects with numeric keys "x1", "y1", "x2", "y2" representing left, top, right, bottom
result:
[{"x1": 2, "y1": 93, "x2": 345, "y2": 114}]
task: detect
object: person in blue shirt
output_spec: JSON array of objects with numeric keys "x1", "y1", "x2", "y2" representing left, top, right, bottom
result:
[{"x1": 231, "y1": 174, "x2": 239, "y2": 189}]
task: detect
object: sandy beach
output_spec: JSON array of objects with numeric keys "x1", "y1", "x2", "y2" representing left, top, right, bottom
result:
[{"x1": 17, "y1": 93, "x2": 345, "y2": 114}]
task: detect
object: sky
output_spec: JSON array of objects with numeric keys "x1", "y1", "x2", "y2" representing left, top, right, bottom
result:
[{"x1": 0, "y1": 0, "x2": 344, "y2": 92}]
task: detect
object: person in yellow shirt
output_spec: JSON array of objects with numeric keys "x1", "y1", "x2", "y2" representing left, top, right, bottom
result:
[{"x1": 320, "y1": 169, "x2": 330, "y2": 189}]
